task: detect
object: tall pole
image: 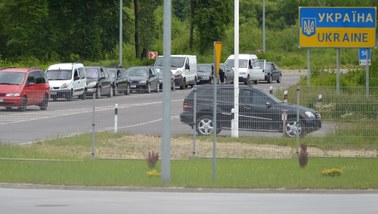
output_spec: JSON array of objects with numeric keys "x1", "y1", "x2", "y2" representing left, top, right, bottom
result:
[
  {"x1": 366, "y1": 49, "x2": 369, "y2": 97},
  {"x1": 262, "y1": 0, "x2": 266, "y2": 53},
  {"x1": 119, "y1": 0, "x2": 123, "y2": 66},
  {"x1": 307, "y1": 49, "x2": 310, "y2": 86},
  {"x1": 232, "y1": 0, "x2": 239, "y2": 138},
  {"x1": 161, "y1": 0, "x2": 172, "y2": 183},
  {"x1": 336, "y1": 48, "x2": 340, "y2": 95}
]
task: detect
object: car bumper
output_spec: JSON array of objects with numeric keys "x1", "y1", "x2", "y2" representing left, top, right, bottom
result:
[
  {"x1": 50, "y1": 90, "x2": 71, "y2": 98},
  {"x1": 130, "y1": 83, "x2": 148, "y2": 90},
  {"x1": 0, "y1": 96, "x2": 22, "y2": 107},
  {"x1": 180, "y1": 111, "x2": 195, "y2": 126},
  {"x1": 303, "y1": 119, "x2": 322, "y2": 132}
]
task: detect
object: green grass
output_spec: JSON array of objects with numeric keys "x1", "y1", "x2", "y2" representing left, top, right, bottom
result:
[
  {"x1": 0, "y1": 132, "x2": 377, "y2": 189},
  {"x1": 0, "y1": 158, "x2": 377, "y2": 189}
]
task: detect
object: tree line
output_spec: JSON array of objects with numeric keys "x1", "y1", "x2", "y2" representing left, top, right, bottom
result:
[{"x1": 0, "y1": 0, "x2": 376, "y2": 66}]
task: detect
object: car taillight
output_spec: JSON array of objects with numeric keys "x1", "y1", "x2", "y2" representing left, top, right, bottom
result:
[{"x1": 183, "y1": 101, "x2": 192, "y2": 111}]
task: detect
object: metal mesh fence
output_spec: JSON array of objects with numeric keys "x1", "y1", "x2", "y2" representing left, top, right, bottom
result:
[{"x1": 0, "y1": 86, "x2": 377, "y2": 160}]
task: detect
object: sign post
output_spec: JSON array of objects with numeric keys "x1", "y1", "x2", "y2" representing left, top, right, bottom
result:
[
  {"x1": 359, "y1": 48, "x2": 371, "y2": 66},
  {"x1": 212, "y1": 41, "x2": 222, "y2": 182}
]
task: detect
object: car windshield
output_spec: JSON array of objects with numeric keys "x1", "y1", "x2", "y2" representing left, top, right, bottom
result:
[
  {"x1": 155, "y1": 57, "x2": 185, "y2": 68},
  {"x1": 107, "y1": 69, "x2": 117, "y2": 79},
  {"x1": 127, "y1": 68, "x2": 148, "y2": 77},
  {"x1": 197, "y1": 64, "x2": 212, "y2": 73},
  {"x1": 225, "y1": 59, "x2": 248, "y2": 68},
  {"x1": 86, "y1": 68, "x2": 99, "y2": 79},
  {"x1": 46, "y1": 69, "x2": 72, "y2": 80},
  {"x1": 0, "y1": 72, "x2": 26, "y2": 85}
]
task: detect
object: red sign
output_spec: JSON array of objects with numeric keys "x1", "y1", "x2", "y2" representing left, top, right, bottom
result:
[{"x1": 149, "y1": 51, "x2": 158, "y2": 59}]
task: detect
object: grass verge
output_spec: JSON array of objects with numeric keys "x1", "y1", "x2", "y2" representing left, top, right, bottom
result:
[
  {"x1": 0, "y1": 132, "x2": 377, "y2": 189},
  {"x1": 1, "y1": 158, "x2": 378, "y2": 189}
]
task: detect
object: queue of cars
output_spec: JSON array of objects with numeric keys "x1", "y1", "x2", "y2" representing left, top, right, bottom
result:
[
  {"x1": 0, "y1": 57, "x2": 321, "y2": 138},
  {"x1": 0, "y1": 55, "x2": 284, "y2": 118}
]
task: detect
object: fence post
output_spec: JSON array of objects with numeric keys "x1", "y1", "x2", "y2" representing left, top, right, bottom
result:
[
  {"x1": 114, "y1": 104, "x2": 118, "y2": 133},
  {"x1": 281, "y1": 109, "x2": 288, "y2": 136},
  {"x1": 91, "y1": 92, "x2": 96, "y2": 160},
  {"x1": 192, "y1": 85, "x2": 197, "y2": 157},
  {"x1": 284, "y1": 90, "x2": 288, "y2": 103}
]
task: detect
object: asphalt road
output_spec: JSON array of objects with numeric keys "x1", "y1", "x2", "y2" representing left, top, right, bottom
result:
[
  {"x1": 1, "y1": 187, "x2": 377, "y2": 214},
  {"x1": 0, "y1": 72, "x2": 306, "y2": 144}
]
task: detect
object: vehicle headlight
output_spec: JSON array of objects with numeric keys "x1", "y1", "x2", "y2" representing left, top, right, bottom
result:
[
  {"x1": 61, "y1": 83, "x2": 69, "y2": 89},
  {"x1": 175, "y1": 70, "x2": 183, "y2": 76},
  {"x1": 87, "y1": 81, "x2": 97, "y2": 88},
  {"x1": 305, "y1": 111, "x2": 315, "y2": 118},
  {"x1": 6, "y1": 93, "x2": 20, "y2": 97}
]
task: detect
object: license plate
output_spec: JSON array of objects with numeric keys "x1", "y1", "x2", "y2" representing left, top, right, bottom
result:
[
  {"x1": 131, "y1": 85, "x2": 136, "y2": 88},
  {"x1": 50, "y1": 91, "x2": 57, "y2": 95}
]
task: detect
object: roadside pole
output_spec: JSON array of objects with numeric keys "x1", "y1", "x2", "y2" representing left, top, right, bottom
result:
[
  {"x1": 161, "y1": 0, "x2": 172, "y2": 183},
  {"x1": 91, "y1": 93, "x2": 96, "y2": 160},
  {"x1": 213, "y1": 41, "x2": 222, "y2": 182}
]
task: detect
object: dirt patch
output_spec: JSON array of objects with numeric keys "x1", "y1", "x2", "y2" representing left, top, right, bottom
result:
[{"x1": 96, "y1": 135, "x2": 377, "y2": 159}]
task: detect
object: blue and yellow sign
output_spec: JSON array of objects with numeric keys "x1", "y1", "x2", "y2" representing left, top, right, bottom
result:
[{"x1": 299, "y1": 7, "x2": 376, "y2": 48}]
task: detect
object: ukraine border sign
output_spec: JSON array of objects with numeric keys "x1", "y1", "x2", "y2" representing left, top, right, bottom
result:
[{"x1": 299, "y1": 7, "x2": 376, "y2": 48}]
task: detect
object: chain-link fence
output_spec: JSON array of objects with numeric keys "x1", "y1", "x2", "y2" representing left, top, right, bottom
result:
[{"x1": 0, "y1": 86, "x2": 377, "y2": 160}]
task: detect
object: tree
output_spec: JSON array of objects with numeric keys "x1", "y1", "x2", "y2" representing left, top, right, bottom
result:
[
  {"x1": 192, "y1": 0, "x2": 232, "y2": 54},
  {"x1": 0, "y1": 0, "x2": 51, "y2": 61}
]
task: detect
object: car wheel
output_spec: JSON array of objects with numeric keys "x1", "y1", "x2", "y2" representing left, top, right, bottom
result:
[
  {"x1": 147, "y1": 83, "x2": 151, "y2": 93},
  {"x1": 267, "y1": 75, "x2": 272, "y2": 83},
  {"x1": 108, "y1": 87, "x2": 113, "y2": 98},
  {"x1": 196, "y1": 115, "x2": 222, "y2": 136},
  {"x1": 124, "y1": 83, "x2": 131, "y2": 95},
  {"x1": 277, "y1": 75, "x2": 281, "y2": 83},
  {"x1": 79, "y1": 90, "x2": 86, "y2": 100},
  {"x1": 66, "y1": 91, "x2": 73, "y2": 101},
  {"x1": 180, "y1": 79, "x2": 186, "y2": 89},
  {"x1": 18, "y1": 96, "x2": 27, "y2": 111},
  {"x1": 171, "y1": 81, "x2": 175, "y2": 91},
  {"x1": 39, "y1": 94, "x2": 49, "y2": 110},
  {"x1": 96, "y1": 87, "x2": 101, "y2": 99},
  {"x1": 285, "y1": 120, "x2": 303, "y2": 137},
  {"x1": 114, "y1": 84, "x2": 118, "y2": 96},
  {"x1": 244, "y1": 76, "x2": 249, "y2": 85}
]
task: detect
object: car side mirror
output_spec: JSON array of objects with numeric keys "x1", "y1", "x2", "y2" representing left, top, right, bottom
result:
[
  {"x1": 185, "y1": 64, "x2": 190, "y2": 70},
  {"x1": 74, "y1": 76, "x2": 80, "y2": 81},
  {"x1": 266, "y1": 101, "x2": 271, "y2": 107}
]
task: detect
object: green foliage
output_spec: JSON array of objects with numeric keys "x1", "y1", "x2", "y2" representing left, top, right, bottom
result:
[
  {"x1": 0, "y1": 0, "x2": 377, "y2": 68},
  {"x1": 192, "y1": 0, "x2": 232, "y2": 54}
]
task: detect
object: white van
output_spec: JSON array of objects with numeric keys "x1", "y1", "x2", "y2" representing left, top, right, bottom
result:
[
  {"x1": 46, "y1": 63, "x2": 87, "y2": 101},
  {"x1": 155, "y1": 55, "x2": 197, "y2": 89},
  {"x1": 225, "y1": 54, "x2": 264, "y2": 84}
]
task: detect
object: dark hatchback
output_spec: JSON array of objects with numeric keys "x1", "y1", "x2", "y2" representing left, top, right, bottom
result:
[
  {"x1": 107, "y1": 67, "x2": 131, "y2": 95},
  {"x1": 85, "y1": 66, "x2": 113, "y2": 98},
  {"x1": 197, "y1": 63, "x2": 213, "y2": 84},
  {"x1": 180, "y1": 85, "x2": 321, "y2": 137},
  {"x1": 126, "y1": 66, "x2": 160, "y2": 93}
]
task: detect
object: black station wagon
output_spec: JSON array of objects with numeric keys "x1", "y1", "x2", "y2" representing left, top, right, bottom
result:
[{"x1": 180, "y1": 85, "x2": 321, "y2": 137}]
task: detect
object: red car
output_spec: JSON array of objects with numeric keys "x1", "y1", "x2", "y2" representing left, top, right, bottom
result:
[{"x1": 0, "y1": 67, "x2": 50, "y2": 111}]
